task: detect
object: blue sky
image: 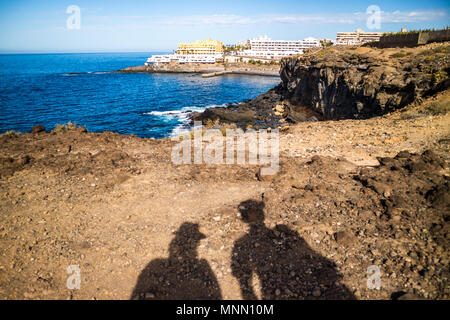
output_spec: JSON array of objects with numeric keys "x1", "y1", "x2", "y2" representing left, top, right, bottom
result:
[{"x1": 0, "y1": 0, "x2": 449, "y2": 53}]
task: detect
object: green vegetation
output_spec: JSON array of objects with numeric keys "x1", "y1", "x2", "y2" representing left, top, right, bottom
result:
[
  {"x1": 383, "y1": 26, "x2": 449, "y2": 36},
  {"x1": 0, "y1": 130, "x2": 21, "y2": 137},
  {"x1": 246, "y1": 59, "x2": 279, "y2": 65},
  {"x1": 401, "y1": 96, "x2": 450, "y2": 119},
  {"x1": 399, "y1": 111, "x2": 424, "y2": 120},
  {"x1": 320, "y1": 40, "x2": 333, "y2": 47},
  {"x1": 419, "y1": 45, "x2": 449, "y2": 56},
  {"x1": 53, "y1": 121, "x2": 85, "y2": 133},
  {"x1": 316, "y1": 50, "x2": 327, "y2": 58},
  {"x1": 425, "y1": 100, "x2": 450, "y2": 115},
  {"x1": 389, "y1": 51, "x2": 413, "y2": 58},
  {"x1": 223, "y1": 45, "x2": 250, "y2": 53}
]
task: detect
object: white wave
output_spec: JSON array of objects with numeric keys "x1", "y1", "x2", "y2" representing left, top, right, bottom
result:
[
  {"x1": 144, "y1": 103, "x2": 230, "y2": 137},
  {"x1": 145, "y1": 110, "x2": 183, "y2": 117},
  {"x1": 170, "y1": 124, "x2": 191, "y2": 137}
]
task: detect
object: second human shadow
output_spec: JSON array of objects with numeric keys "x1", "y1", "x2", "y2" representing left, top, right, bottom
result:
[{"x1": 231, "y1": 200, "x2": 355, "y2": 300}]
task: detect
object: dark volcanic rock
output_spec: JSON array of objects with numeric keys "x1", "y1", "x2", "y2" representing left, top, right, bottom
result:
[
  {"x1": 32, "y1": 125, "x2": 46, "y2": 134},
  {"x1": 191, "y1": 86, "x2": 286, "y2": 129},
  {"x1": 264, "y1": 148, "x2": 449, "y2": 299},
  {"x1": 193, "y1": 105, "x2": 256, "y2": 124},
  {"x1": 279, "y1": 45, "x2": 450, "y2": 119}
]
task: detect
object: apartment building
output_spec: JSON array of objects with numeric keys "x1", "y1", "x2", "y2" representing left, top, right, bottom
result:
[
  {"x1": 336, "y1": 28, "x2": 383, "y2": 45},
  {"x1": 177, "y1": 38, "x2": 224, "y2": 55},
  {"x1": 236, "y1": 39, "x2": 251, "y2": 48},
  {"x1": 234, "y1": 35, "x2": 321, "y2": 59}
]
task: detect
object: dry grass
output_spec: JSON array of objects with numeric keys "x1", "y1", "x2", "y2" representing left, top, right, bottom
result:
[
  {"x1": 0, "y1": 130, "x2": 21, "y2": 137},
  {"x1": 425, "y1": 100, "x2": 450, "y2": 115},
  {"x1": 52, "y1": 121, "x2": 85, "y2": 133}
]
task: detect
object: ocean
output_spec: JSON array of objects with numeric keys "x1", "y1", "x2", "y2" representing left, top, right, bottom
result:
[{"x1": 0, "y1": 53, "x2": 280, "y2": 139}]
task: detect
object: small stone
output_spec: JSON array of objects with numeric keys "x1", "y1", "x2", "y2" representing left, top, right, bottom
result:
[
  {"x1": 144, "y1": 292, "x2": 155, "y2": 299},
  {"x1": 257, "y1": 167, "x2": 277, "y2": 182},
  {"x1": 312, "y1": 288, "x2": 321, "y2": 297},
  {"x1": 334, "y1": 231, "x2": 355, "y2": 245},
  {"x1": 274, "y1": 104, "x2": 285, "y2": 113}
]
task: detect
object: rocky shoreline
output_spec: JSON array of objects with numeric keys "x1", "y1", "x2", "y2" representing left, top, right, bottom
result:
[
  {"x1": 191, "y1": 42, "x2": 450, "y2": 130},
  {"x1": 116, "y1": 62, "x2": 280, "y2": 77}
]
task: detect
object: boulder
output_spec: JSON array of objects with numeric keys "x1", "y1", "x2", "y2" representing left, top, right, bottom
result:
[{"x1": 31, "y1": 125, "x2": 46, "y2": 134}]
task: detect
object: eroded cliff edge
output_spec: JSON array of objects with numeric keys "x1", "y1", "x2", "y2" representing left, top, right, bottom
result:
[{"x1": 193, "y1": 42, "x2": 450, "y2": 128}]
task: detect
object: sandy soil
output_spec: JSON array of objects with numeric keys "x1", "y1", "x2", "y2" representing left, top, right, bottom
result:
[{"x1": 0, "y1": 91, "x2": 448, "y2": 300}]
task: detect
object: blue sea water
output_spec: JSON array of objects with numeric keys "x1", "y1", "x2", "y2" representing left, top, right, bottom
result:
[{"x1": 0, "y1": 53, "x2": 280, "y2": 139}]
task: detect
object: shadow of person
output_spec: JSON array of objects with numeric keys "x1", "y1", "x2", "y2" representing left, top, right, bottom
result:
[
  {"x1": 231, "y1": 200, "x2": 355, "y2": 300},
  {"x1": 131, "y1": 222, "x2": 222, "y2": 300}
]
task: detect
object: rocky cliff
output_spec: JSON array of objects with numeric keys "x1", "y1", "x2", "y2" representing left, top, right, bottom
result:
[
  {"x1": 279, "y1": 43, "x2": 450, "y2": 120},
  {"x1": 193, "y1": 42, "x2": 450, "y2": 128}
]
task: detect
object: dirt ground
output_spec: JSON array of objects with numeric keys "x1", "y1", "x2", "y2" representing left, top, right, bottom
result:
[{"x1": 0, "y1": 91, "x2": 449, "y2": 300}]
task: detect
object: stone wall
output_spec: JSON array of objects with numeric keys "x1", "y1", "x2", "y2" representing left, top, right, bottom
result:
[{"x1": 372, "y1": 30, "x2": 450, "y2": 48}]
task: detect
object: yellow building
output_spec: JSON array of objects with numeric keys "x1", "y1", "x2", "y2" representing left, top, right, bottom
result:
[{"x1": 177, "y1": 38, "x2": 224, "y2": 55}]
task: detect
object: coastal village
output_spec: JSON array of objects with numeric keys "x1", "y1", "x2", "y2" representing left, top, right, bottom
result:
[
  {"x1": 127, "y1": 28, "x2": 449, "y2": 80},
  {"x1": 145, "y1": 29, "x2": 385, "y2": 66}
]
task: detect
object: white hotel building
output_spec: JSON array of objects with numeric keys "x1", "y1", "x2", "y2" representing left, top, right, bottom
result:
[
  {"x1": 145, "y1": 53, "x2": 221, "y2": 65},
  {"x1": 145, "y1": 38, "x2": 224, "y2": 65},
  {"x1": 236, "y1": 35, "x2": 321, "y2": 59}
]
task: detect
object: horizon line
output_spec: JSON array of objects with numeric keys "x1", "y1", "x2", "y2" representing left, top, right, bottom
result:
[{"x1": 0, "y1": 50, "x2": 173, "y2": 55}]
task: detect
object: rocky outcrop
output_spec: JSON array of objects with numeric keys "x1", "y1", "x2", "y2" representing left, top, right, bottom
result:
[
  {"x1": 192, "y1": 43, "x2": 449, "y2": 128},
  {"x1": 117, "y1": 63, "x2": 225, "y2": 74},
  {"x1": 279, "y1": 43, "x2": 450, "y2": 119},
  {"x1": 117, "y1": 62, "x2": 279, "y2": 75}
]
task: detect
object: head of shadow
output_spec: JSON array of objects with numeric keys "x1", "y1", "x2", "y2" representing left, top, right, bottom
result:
[
  {"x1": 131, "y1": 222, "x2": 222, "y2": 300},
  {"x1": 231, "y1": 199, "x2": 356, "y2": 300}
]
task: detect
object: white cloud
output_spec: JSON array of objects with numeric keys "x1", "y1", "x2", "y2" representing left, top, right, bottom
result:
[
  {"x1": 78, "y1": 9, "x2": 448, "y2": 32},
  {"x1": 150, "y1": 9, "x2": 449, "y2": 26}
]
